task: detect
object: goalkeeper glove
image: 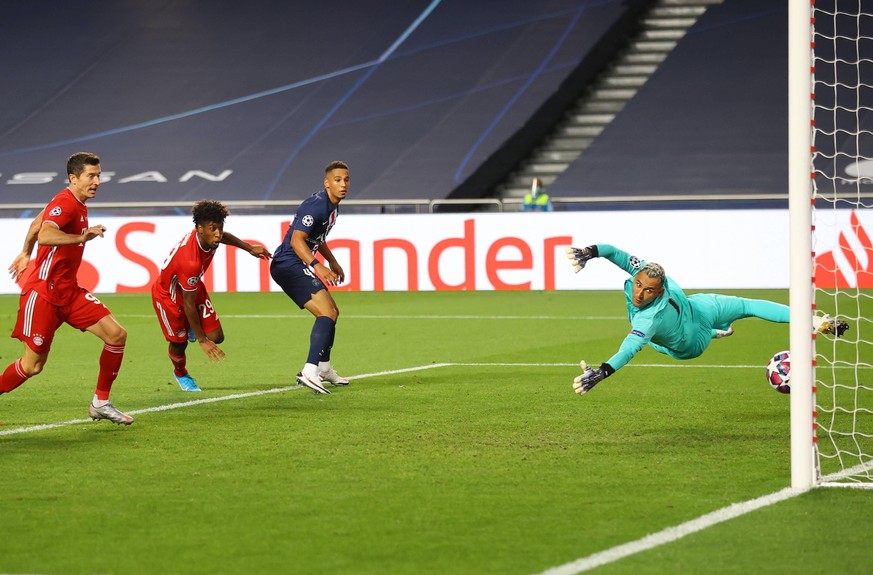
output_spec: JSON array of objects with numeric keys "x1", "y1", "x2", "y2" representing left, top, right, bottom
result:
[
  {"x1": 572, "y1": 360, "x2": 614, "y2": 396},
  {"x1": 564, "y1": 245, "x2": 599, "y2": 273}
]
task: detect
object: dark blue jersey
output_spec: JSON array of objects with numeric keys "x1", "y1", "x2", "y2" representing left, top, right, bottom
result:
[{"x1": 273, "y1": 189, "x2": 339, "y2": 265}]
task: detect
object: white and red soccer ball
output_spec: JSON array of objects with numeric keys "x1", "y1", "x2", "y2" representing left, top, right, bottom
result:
[{"x1": 766, "y1": 350, "x2": 791, "y2": 394}]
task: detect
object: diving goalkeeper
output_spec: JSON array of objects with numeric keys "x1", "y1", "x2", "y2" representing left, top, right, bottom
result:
[{"x1": 566, "y1": 244, "x2": 849, "y2": 396}]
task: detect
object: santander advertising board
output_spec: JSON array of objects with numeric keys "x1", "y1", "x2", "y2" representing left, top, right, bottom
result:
[{"x1": 0, "y1": 210, "x2": 869, "y2": 294}]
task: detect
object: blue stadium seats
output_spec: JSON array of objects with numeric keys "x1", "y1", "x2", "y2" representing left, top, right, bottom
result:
[
  {"x1": 0, "y1": 0, "x2": 629, "y2": 205},
  {"x1": 549, "y1": 0, "x2": 789, "y2": 204}
]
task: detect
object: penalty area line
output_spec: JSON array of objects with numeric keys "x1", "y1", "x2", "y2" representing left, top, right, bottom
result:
[
  {"x1": 0, "y1": 363, "x2": 451, "y2": 437},
  {"x1": 533, "y1": 487, "x2": 806, "y2": 575}
]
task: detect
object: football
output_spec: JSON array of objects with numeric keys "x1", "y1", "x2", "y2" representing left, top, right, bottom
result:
[{"x1": 766, "y1": 350, "x2": 791, "y2": 394}]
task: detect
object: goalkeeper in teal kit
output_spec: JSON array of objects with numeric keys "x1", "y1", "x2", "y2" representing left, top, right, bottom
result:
[{"x1": 565, "y1": 244, "x2": 849, "y2": 396}]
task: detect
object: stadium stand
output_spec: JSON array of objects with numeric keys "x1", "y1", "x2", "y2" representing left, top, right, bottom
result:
[
  {"x1": 0, "y1": 0, "x2": 638, "y2": 209},
  {"x1": 540, "y1": 0, "x2": 789, "y2": 207}
]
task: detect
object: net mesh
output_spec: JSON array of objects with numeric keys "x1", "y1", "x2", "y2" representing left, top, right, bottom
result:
[{"x1": 811, "y1": 0, "x2": 873, "y2": 486}]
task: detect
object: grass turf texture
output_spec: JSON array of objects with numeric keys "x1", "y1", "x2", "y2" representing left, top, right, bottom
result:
[{"x1": 0, "y1": 290, "x2": 870, "y2": 574}]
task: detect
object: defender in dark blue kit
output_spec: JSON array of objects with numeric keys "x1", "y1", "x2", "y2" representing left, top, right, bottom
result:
[{"x1": 270, "y1": 161, "x2": 350, "y2": 394}]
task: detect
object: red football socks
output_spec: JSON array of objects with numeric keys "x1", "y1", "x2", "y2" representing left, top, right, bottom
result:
[
  {"x1": 169, "y1": 349, "x2": 188, "y2": 377},
  {"x1": 95, "y1": 343, "x2": 125, "y2": 401},
  {"x1": 0, "y1": 359, "x2": 29, "y2": 394}
]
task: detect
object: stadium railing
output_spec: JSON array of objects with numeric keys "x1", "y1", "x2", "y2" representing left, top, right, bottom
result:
[{"x1": 5, "y1": 192, "x2": 870, "y2": 217}]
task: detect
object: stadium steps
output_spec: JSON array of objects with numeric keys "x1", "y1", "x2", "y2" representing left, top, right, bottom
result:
[{"x1": 497, "y1": 0, "x2": 725, "y2": 204}]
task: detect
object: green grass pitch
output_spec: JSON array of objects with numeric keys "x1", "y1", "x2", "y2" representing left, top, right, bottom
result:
[{"x1": 0, "y1": 290, "x2": 871, "y2": 574}]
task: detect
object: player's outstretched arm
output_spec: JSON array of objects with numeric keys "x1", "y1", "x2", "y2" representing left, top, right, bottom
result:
[
  {"x1": 248, "y1": 245, "x2": 272, "y2": 259},
  {"x1": 565, "y1": 245, "x2": 599, "y2": 273},
  {"x1": 38, "y1": 222, "x2": 106, "y2": 246},
  {"x1": 572, "y1": 360, "x2": 615, "y2": 396},
  {"x1": 220, "y1": 232, "x2": 272, "y2": 259}
]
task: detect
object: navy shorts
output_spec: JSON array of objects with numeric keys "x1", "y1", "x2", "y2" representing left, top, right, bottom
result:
[{"x1": 270, "y1": 259, "x2": 327, "y2": 309}]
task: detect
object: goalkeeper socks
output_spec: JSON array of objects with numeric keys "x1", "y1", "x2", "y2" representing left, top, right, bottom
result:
[
  {"x1": 307, "y1": 316, "x2": 336, "y2": 366},
  {"x1": 0, "y1": 359, "x2": 29, "y2": 394}
]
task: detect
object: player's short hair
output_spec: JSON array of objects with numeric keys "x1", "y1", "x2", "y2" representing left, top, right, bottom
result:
[
  {"x1": 324, "y1": 160, "x2": 349, "y2": 174},
  {"x1": 192, "y1": 199, "x2": 229, "y2": 227},
  {"x1": 67, "y1": 152, "x2": 100, "y2": 177},
  {"x1": 640, "y1": 262, "x2": 666, "y2": 286}
]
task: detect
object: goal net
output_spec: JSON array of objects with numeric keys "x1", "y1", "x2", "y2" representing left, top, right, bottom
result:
[{"x1": 809, "y1": 0, "x2": 873, "y2": 487}]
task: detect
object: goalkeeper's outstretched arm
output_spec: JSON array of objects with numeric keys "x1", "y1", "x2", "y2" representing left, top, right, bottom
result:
[
  {"x1": 566, "y1": 244, "x2": 646, "y2": 276},
  {"x1": 573, "y1": 328, "x2": 648, "y2": 397},
  {"x1": 565, "y1": 245, "x2": 598, "y2": 273},
  {"x1": 573, "y1": 361, "x2": 616, "y2": 396}
]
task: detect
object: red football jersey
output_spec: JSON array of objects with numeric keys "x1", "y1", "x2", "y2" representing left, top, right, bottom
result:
[
  {"x1": 23, "y1": 188, "x2": 89, "y2": 306},
  {"x1": 152, "y1": 229, "x2": 216, "y2": 303}
]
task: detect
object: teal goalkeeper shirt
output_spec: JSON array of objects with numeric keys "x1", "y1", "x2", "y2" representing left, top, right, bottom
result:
[{"x1": 597, "y1": 244, "x2": 699, "y2": 371}]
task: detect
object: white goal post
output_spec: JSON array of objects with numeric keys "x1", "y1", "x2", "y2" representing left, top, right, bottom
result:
[
  {"x1": 788, "y1": 0, "x2": 815, "y2": 490},
  {"x1": 790, "y1": 0, "x2": 873, "y2": 489}
]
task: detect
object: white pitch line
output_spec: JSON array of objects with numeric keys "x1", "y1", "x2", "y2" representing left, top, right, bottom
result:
[
  {"x1": 349, "y1": 363, "x2": 453, "y2": 378},
  {"x1": 1, "y1": 359, "x2": 860, "y2": 573},
  {"x1": 533, "y1": 487, "x2": 808, "y2": 575},
  {"x1": 450, "y1": 364, "x2": 869, "y2": 376},
  {"x1": 116, "y1": 313, "x2": 627, "y2": 320},
  {"x1": 0, "y1": 361, "x2": 794, "y2": 437},
  {"x1": 0, "y1": 363, "x2": 450, "y2": 437},
  {"x1": 4, "y1": 360, "x2": 864, "y2": 437},
  {"x1": 461, "y1": 362, "x2": 764, "y2": 369}
]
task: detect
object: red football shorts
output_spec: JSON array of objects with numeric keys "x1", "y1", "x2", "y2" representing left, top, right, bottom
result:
[
  {"x1": 152, "y1": 283, "x2": 221, "y2": 344},
  {"x1": 12, "y1": 288, "x2": 112, "y2": 354}
]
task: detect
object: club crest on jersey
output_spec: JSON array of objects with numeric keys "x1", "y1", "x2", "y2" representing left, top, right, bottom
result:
[
  {"x1": 176, "y1": 329, "x2": 187, "y2": 338},
  {"x1": 187, "y1": 277, "x2": 198, "y2": 287},
  {"x1": 49, "y1": 206, "x2": 62, "y2": 216},
  {"x1": 32, "y1": 334, "x2": 45, "y2": 346},
  {"x1": 629, "y1": 256, "x2": 641, "y2": 269},
  {"x1": 302, "y1": 215, "x2": 314, "y2": 227}
]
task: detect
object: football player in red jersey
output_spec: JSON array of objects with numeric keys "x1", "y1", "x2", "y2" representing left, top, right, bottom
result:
[
  {"x1": 152, "y1": 200, "x2": 271, "y2": 391},
  {"x1": 2, "y1": 152, "x2": 133, "y2": 425}
]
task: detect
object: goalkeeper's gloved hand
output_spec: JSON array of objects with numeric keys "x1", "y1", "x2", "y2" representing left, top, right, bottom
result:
[
  {"x1": 564, "y1": 245, "x2": 598, "y2": 273},
  {"x1": 572, "y1": 360, "x2": 614, "y2": 396}
]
